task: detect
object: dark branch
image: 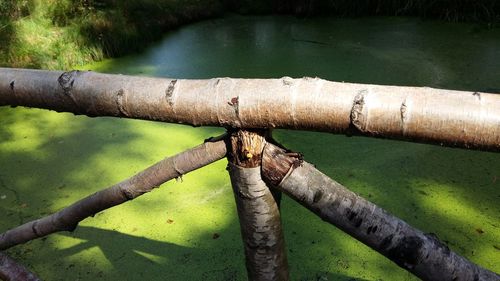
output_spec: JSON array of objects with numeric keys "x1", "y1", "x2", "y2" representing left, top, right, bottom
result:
[
  {"x1": 261, "y1": 143, "x2": 500, "y2": 281},
  {"x1": 0, "y1": 136, "x2": 227, "y2": 250}
]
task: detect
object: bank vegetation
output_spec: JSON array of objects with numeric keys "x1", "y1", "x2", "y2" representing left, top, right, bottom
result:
[{"x1": 1, "y1": 0, "x2": 499, "y2": 70}]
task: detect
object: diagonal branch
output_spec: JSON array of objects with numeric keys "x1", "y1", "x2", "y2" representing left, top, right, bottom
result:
[
  {"x1": 261, "y1": 143, "x2": 500, "y2": 281},
  {"x1": 0, "y1": 252, "x2": 40, "y2": 281},
  {"x1": 0, "y1": 136, "x2": 227, "y2": 250}
]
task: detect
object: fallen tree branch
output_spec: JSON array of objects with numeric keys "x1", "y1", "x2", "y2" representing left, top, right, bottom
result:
[
  {"x1": 1, "y1": 68, "x2": 499, "y2": 151},
  {"x1": 261, "y1": 143, "x2": 500, "y2": 281},
  {"x1": 0, "y1": 136, "x2": 227, "y2": 250},
  {"x1": 0, "y1": 252, "x2": 40, "y2": 281}
]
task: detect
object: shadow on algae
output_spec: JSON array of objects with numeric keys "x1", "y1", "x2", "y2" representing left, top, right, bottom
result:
[{"x1": 1, "y1": 15, "x2": 499, "y2": 281}]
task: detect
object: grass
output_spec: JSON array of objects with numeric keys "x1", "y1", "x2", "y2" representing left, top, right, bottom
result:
[
  {"x1": 3, "y1": 14, "x2": 101, "y2": 69},
  {"x1": 0, "y1": 0, "x2": 103, "y2": 69},
  {"x1": 0, "y1": 0, "x2": 225, "y2": 70}
]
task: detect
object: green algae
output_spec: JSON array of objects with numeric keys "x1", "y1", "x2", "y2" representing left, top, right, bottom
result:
[{"x1": 1, "y1": 15, "x2": 499, "y2": 280}]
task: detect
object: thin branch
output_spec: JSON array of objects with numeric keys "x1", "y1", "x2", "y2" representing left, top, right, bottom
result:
[
  {"x1": 261, "y1": 143, "x2": 500, "y2": 281},
  {"x1": 1, "y1": 68, "x2": 499, "y2": 151},
  {"x1": 0, "y1": 136, "x2": 227, "y2": 250},
  {"x1": 0, "y1": 252, "x2": 40, "y2": 281}
]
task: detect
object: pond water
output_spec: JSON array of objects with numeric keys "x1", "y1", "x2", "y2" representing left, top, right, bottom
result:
[
  {"x1": 90, "y1": 15, "x2": 500, "y2": 92},
  {"x1": 2, "y1": 15, "x2": 499, "y2": 281}
]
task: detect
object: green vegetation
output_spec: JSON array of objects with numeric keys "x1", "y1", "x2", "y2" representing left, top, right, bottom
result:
[
  {"x1": 271, "y1": 0, "x2": 500, "y2": 21},
  {"x1": 0, "y1": 0, "x2": 225, "y2": 69},
  {"x1": 1, "y1": 0, "x2": 499, "y2": 70}
]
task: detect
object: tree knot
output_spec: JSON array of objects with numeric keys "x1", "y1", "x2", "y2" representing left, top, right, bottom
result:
[
  {"x1": 58, "y1": 70, "x2": 81, "y2": 95},
  {"x1": 350, "y1": 90, "x2": 367, "y2": 132}
]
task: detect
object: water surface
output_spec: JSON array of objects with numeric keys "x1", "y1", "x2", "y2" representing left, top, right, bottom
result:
[{"x1": 92, "y1": 15, "x2": 500, "y2": 92}]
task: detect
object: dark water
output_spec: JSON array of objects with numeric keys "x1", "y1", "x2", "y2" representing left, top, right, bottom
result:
[{"x1": 91, "y1": 15, "x2": 500, "y2": 93}]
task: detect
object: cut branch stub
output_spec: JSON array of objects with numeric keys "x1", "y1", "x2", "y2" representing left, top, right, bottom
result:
[
  {"x1": 228, "y1": 129, "x2": 267, "y2": 168},
  {"x1": 228, "y1": 130, "x2": 289, "y2": 280},
  {"x1": 261, "y1": 143, "x2": 302, "y2": 187},
  {"x1": 261, "y1": 143, "x2": 500, "y2": 281}
]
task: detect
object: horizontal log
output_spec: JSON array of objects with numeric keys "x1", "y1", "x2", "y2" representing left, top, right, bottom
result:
[{"x1": 1, "y1": 68, "x2": 499, "y2": 151}]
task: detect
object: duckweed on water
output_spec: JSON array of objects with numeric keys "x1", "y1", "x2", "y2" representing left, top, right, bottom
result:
[{"x1": 1, "y1": 15, "x2": 499, "y2": 280}]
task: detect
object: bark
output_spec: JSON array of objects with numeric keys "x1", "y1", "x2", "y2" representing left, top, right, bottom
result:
[
  {"x1": 0, "y1": 137, "x2": 227, "y2": 250},
  {"x1": 0, "y1": 252, "x2": 40, "y2": 281},
  {"x1": 228, "y1": 131, "x2": 289, "y2": 281},
  {"x1": 261, "y1": 143, "x2": 500, "y2": 281},
  {"x1": 1, "y1": 68, "x2": 499, "y2": 151}
]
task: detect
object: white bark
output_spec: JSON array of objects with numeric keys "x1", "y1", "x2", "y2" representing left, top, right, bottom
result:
[
  {"x1": 1, "y1": 68, "x2": 499, "y2": 150},
  {"x1": 229, "y1": 164, "x2": 289, "y2": 281}
]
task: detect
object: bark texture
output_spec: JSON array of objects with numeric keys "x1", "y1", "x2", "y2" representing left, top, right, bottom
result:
[
  {"x1": 229, "y1": 165, "x2": 289, "y2": 281},
  {"x1": 228, "y1": 131, "x2": 289, "y2": 281},
  {"x1": 261, "y1": 143, "x2": 500, "y2": 281},
  {"x1": 0, "y1": 252, "x2": 40, "y2": 281},
  {"x1": 1, "y1": 68, "x2": 499, "y2": 151},
  {"x1": 0, "y1": 138, "x2": 227, "y2": 250}
]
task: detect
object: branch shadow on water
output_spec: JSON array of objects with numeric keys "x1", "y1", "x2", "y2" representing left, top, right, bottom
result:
[
  {"x1": 2, "y1": 107, "x2": 496, "y2": 280},
  {"x1": 45, "y1": 226, "x2": 367, "y2": 281},
  {"x1": 54, "y1": 226, "x2": 240, "y2": 281},
  {"x1": 0, "y1": 105, "x2": 386, "y2": 280},
  {"x1": 0, "y1": 106, "x2": 246, "y2": 280}
]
